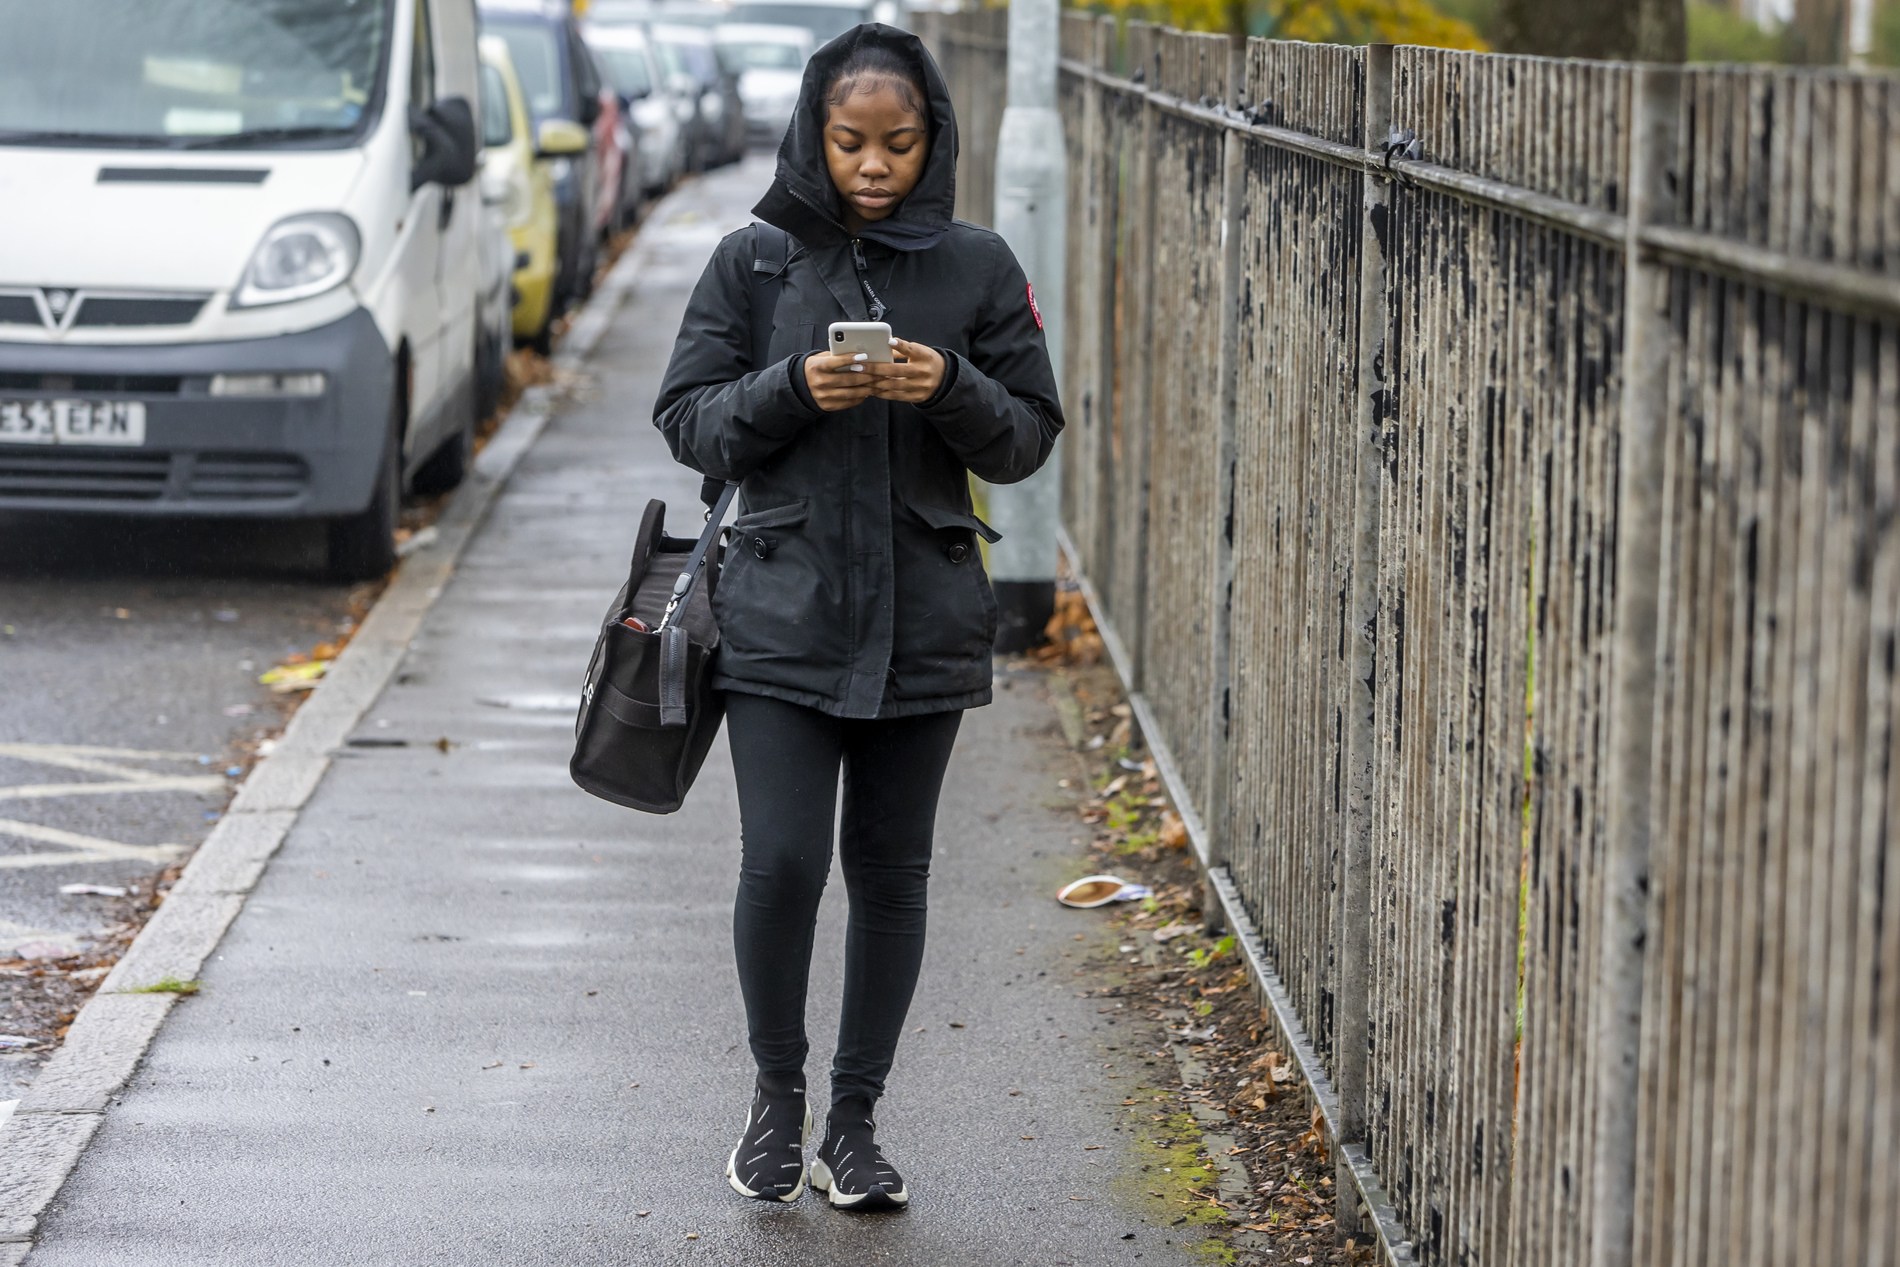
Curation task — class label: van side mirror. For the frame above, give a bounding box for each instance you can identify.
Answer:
[411,96,479,190]
[535,118,591,158]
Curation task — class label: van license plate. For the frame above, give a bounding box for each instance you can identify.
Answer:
[0,400,147,446]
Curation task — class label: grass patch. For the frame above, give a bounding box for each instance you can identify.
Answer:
[122,976,200,996]
[1114,1101,1239,1262]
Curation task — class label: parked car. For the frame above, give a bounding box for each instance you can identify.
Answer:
[723,0,899,46]
[578,40,643,235]
[585,24,687,199]
[586,0,725,27]
[714,24,813,145]
[479,33,573,355]
[473,97,513,421]
[0,0,489,580]
[479,0,610,311]
[650,23,746,170]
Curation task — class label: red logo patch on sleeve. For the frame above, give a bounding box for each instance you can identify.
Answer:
[1026,282,1044,331]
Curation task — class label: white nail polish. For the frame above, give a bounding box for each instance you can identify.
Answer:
[853,353,868,362]
[849,365,864,373]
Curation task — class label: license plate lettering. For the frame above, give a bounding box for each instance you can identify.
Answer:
[0,399,145,446]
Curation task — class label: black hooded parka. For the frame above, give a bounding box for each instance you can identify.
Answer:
[653,24,1064,720]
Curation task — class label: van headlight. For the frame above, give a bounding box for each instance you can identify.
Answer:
[231,213,360,309]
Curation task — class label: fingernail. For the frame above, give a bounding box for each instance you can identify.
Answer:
[888,338,900,346]
[849,365,864,373]
[853,353,868,362]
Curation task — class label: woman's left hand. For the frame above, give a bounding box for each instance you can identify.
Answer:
[865,338,945,404]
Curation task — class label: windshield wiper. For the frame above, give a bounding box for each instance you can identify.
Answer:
[0,129,176,148]
[182,125,352,150]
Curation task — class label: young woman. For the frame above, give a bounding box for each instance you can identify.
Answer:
[653,24,1063,1212]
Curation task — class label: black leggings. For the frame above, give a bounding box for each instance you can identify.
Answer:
[724,690,963,1110]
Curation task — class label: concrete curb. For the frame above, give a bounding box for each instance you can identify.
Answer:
[0,223,658,1255]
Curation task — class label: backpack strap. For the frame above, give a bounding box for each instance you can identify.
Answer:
[700,222,792,510]
[747,221,790,372]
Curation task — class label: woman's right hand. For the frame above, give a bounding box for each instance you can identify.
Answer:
[803,351,880,413]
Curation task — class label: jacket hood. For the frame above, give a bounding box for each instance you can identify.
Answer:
[751,23,958,252]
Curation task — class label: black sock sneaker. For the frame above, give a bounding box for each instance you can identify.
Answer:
[725,1072,813,1203]
[810,1097,908,1210]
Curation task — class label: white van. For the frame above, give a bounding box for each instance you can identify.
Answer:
[0,0,489,578]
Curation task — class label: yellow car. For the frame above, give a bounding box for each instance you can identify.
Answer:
[478,34,587,355]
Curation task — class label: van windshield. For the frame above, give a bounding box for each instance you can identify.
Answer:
[0,0,392,148]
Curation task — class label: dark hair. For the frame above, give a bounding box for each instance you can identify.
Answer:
[824,43,928,118]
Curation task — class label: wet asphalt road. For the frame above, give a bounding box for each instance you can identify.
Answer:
[0,447,366,1081]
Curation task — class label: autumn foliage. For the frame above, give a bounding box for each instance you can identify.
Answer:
[1073,0,1488,48]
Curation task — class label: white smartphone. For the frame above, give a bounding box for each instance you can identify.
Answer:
[827,320,894,363]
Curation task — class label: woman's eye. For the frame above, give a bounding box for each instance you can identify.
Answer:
[836,144,860,154]
[891,147,913,156]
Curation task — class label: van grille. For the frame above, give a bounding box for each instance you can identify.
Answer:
[0,449,308,505]
[0,373,184,394]
[0,449,171,501]
[0,289,210,333]
[188,453,308,500]
[70,296,207,328]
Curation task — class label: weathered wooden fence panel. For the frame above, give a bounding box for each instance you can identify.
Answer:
[922,12,1900,1266]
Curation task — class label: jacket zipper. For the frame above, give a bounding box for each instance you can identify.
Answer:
[850,237,889,322]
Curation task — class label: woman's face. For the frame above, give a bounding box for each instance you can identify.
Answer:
[823,78,928,227]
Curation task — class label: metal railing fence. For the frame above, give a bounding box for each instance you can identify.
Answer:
[923,12,1900,1267]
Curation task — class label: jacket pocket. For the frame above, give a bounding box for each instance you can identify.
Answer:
[910,501,1002,543]
[734,498,812,532]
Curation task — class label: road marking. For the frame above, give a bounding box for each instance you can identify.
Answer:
[0,745,213,868]
[0,776,226,802]
[0,743,203,762]
[0,818,187,867]
[0,747,176,783]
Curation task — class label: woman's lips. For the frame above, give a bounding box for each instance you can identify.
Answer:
[853,189,895,207]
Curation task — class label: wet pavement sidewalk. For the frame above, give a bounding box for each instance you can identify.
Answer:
[15,161,1210,1267]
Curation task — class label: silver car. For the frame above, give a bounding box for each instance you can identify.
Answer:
[586,23,687,196]
[714,24,813,145]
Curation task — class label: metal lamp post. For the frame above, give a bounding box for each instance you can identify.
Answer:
[985,0,1067,652]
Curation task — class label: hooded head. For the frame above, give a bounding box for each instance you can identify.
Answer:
[751,24,959,252]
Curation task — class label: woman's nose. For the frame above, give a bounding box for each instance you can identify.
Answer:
[860,153,890,177]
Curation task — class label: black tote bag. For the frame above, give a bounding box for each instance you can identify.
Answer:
[568,224,789,813]
[569,483,735,813]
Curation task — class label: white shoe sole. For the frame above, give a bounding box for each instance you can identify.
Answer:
[809,1158,910,1210]
[726,1101,813,1203]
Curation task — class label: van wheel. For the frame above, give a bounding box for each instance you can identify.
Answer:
[413,414,471,495]
[325,402,401,581]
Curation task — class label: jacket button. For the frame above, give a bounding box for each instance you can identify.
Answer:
[752,537,770,559]
[944,541,971,564]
